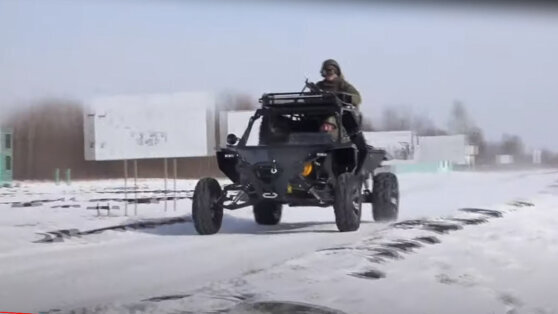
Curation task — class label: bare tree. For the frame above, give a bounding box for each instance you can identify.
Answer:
[500,134,525,158]
[445,100,493,164]
[541,149,558,165]
[218,92,257,111]
[447,100,471,134]
[411,115,447,136]
[361,116,375,131]
[381,107,411,131]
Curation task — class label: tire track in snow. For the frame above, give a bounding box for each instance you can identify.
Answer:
[33,216,192,243]
[114,199,537,314]
[318,201,534,281]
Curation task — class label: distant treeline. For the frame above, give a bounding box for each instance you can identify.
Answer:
[364,101,558,166]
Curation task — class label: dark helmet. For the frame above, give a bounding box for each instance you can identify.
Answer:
[320,59,342,77]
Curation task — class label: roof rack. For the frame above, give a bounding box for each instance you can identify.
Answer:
[259,92,341,108]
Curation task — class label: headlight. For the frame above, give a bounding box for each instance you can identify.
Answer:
[301,162,313,177]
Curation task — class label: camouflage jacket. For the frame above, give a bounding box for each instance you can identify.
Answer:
[316,59,362,107]
[316,78,362,107]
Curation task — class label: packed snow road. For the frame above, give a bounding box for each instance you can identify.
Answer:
[0,169,556,313]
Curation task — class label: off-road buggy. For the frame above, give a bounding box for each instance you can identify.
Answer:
[191,83,399,235]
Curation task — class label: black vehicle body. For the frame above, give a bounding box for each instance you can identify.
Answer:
[216,91,385,209]
[192,88,399,235]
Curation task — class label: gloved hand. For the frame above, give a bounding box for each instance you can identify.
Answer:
[305,80,321,93]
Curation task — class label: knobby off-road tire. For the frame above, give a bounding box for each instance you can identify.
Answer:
[192,177,223,235]
[253,200,282,225]
[334,172,363,232]
[371,172,399,222]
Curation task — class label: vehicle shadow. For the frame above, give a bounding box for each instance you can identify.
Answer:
[140,214,375,236]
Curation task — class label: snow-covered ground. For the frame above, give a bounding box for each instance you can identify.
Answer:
[0,170,557,313]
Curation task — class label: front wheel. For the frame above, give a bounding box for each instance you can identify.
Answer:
[192,177,223,235]
[253,200,282,225]
[372,172,399,222]
[333,173,362,232]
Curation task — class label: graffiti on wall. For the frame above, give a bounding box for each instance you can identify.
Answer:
[132,131,168,147]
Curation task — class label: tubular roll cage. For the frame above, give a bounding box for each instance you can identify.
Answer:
[237,92,357,147]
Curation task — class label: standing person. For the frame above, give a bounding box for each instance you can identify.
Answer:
[316,59,368,174]
[316,59,361,106]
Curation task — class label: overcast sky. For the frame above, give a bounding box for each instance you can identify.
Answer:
[1,0,558,150]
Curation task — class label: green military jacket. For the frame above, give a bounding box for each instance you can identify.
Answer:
[316,59,362,106]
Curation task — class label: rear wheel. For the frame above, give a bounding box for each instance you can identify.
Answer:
[372,172,399,222]
[253,200,282,225]
[192,178,223,235]
[333,173,362,232]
